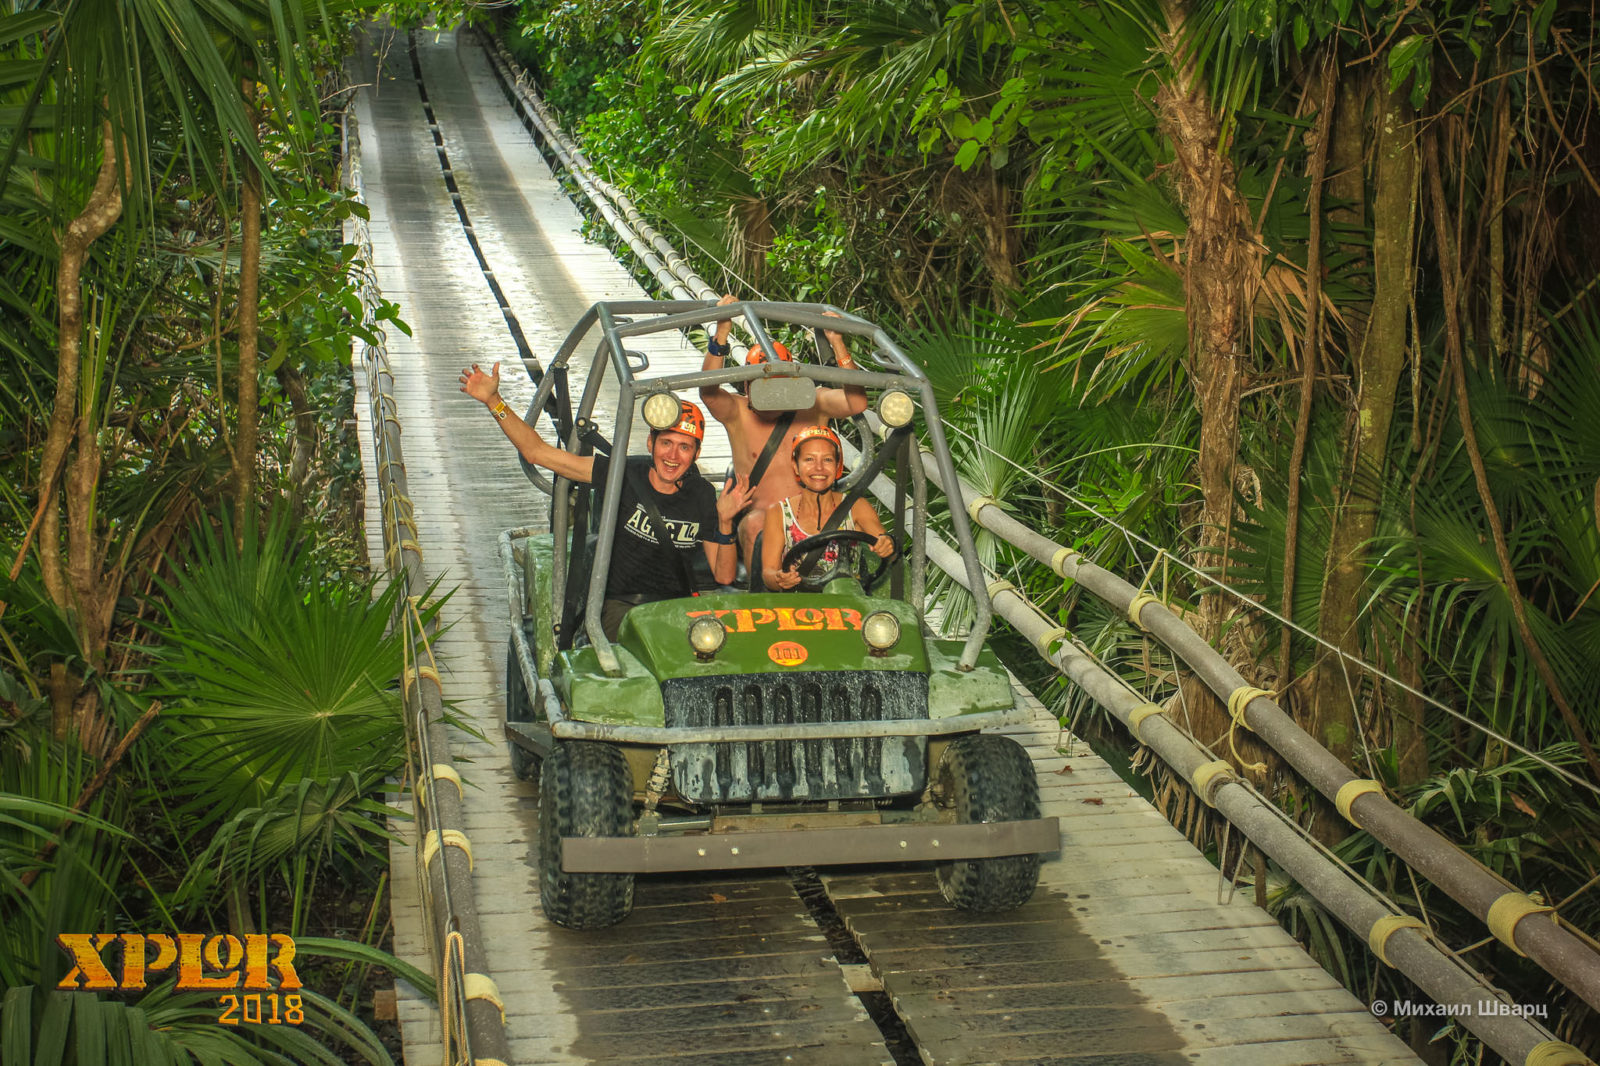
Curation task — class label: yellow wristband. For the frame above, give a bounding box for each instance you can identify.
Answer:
[490,399,510,421]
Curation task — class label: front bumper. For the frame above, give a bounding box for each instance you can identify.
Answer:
[561,817,1061,873]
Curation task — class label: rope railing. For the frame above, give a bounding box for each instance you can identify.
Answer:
[343,105,511,1066]
[471,36,1596,1064]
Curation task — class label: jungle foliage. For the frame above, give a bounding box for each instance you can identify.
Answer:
[0,2,420,1061]
[501,0,1600,1056]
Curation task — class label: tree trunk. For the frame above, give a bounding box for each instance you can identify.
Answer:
[234,155,263,534]
[1309,78,1417,764]
[38,120,123,618]
[276,357,317,515]
[1277,54,1338,689]
[1153,0,1266,759]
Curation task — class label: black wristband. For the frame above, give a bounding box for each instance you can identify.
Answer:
[706,529,734,544]
[706,339,729,357]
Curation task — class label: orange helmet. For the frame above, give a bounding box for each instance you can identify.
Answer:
[662,399,705,443]
[746,341,793,365]
[790,424,842,462]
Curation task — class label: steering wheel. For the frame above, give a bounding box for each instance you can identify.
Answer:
[780,529,897,591]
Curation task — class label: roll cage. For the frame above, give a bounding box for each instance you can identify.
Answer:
[514,300,994,676]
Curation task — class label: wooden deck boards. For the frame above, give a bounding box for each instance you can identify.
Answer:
[353,24,1420,1066]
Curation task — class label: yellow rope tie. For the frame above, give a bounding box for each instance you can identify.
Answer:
[1126,702,1166,743]
[384,539,423,572]
[403,665,442,699]
[462,973,505,1024]
[985,578,1016,601]
[1224,685,1272,776]
[476,1061,511,1066]
[1525,1041,1590,1066]
[1190,760,1236,807]
[421,828,473,872]
[1334,779,1383,824]
[1126,592,1163,630]
[439,932,466,1066]
[1366,914,1425,967]
[1226,685,1273,729]
[1033,626,1068,659]
[966,494,1000,524]
[1050,546,1079,578]
[1487,891,1555,957]
[419,763,463,805]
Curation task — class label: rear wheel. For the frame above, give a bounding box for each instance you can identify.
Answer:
[539,741,635,929]
[505,636,540,781]
[933,734,1043,912]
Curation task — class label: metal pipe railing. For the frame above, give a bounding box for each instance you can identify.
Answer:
[842,444,1583,1064]
[344,103,511,1066]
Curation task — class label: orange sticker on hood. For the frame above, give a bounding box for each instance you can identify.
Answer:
[767,641,808,667]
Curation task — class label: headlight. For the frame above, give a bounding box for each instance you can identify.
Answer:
[687,616,727,659]
[643,391,681,430]
[877,389,915,428]
[861,611,901,655]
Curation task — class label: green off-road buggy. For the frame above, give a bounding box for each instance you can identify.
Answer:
[500,300,1059,929]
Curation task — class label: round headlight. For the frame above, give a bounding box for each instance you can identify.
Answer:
[643,391,681,430]
[687,616,727,658]
[877,389,915,428]
[861,611,901,654]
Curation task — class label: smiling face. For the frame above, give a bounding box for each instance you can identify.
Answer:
[792,437,841,492]
[649,429,700,485]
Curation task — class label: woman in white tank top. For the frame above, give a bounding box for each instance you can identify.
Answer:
[762,425,895,591]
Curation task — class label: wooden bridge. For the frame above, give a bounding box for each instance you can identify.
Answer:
[349,24,1432,1066]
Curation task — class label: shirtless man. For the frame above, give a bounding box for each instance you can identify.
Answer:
[700,294,869,560]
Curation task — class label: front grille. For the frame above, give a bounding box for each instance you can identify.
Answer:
[662,671,928,804]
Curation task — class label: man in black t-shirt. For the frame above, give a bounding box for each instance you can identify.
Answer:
[460,362,749,638]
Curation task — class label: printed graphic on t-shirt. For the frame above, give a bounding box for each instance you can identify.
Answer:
[622,505,701,547]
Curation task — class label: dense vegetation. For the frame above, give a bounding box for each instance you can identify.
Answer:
[500,0,1600,1057]
[0,3,421,1062]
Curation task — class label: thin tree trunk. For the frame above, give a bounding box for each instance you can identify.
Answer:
[1277,55,1338,690]
[1422,134,1600,785]
[276,358,317,514]
[1309,78,1417,764]
[36,120,122,616]
[235,155,262,534]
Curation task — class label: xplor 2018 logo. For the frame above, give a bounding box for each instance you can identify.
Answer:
[57,933,305,1026]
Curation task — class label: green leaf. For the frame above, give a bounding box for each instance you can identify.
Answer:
[1293,15,1309,50]
[954,140,981,170]
[947,113,974,139]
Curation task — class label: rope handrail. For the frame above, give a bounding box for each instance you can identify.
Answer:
[343,102,511,1065]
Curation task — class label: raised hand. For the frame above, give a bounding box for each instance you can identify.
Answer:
[458,362,501,405]
[716,472,752,523]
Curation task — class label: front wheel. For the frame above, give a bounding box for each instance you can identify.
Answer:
[933,734,1043,913]
[539,741,635,929]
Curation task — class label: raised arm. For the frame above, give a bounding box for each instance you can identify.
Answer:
[701,472,750,586]
[459,362,595,484]
[699,293,742,424]
[816,315,868,417]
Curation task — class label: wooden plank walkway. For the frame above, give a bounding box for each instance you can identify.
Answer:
[350,24,1420,1066]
